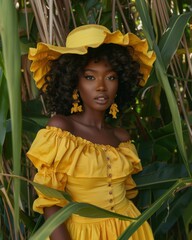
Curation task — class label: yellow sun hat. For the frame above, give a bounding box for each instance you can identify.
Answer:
[28,24,156,90]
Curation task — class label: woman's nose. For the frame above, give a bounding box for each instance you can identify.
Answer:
[96,78,106,91]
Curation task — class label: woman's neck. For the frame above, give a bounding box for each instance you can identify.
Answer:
[71,112,107,130]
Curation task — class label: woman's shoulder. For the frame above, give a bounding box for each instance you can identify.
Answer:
[47,114,74,132]
[113,127,130,143]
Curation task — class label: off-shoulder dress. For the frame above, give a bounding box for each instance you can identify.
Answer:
[27,126,154,240]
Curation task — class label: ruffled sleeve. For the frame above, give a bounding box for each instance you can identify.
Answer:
[119,141,142,199]
[26,127,69,214]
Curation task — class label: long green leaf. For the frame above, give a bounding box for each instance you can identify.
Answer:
[159,12,192,68]
[0,0,21,237]
[1,173,134,224]
[135,0,191,177]
[0,56,8,155]
[134,0,155,49]
[1,173,135,221]
[118,178,192,239]
[0,173,72,202]
[155,59,190,175]
[29,201,137,240]
[2,173,192,240]
[0,173,137,240]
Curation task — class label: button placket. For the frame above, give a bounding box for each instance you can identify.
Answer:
[105,151,115,212]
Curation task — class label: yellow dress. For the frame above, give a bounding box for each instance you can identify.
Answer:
[27,126,154,240]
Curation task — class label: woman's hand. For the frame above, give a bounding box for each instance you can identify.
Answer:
[44,206,71,240]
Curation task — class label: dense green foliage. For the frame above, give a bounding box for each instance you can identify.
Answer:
[0,0,192,239]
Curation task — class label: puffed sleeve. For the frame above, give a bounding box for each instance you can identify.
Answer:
[26,127,68,214]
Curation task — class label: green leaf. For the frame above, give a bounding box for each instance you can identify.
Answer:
[0,0,22,233]
[135,0,155,48]
[29,201,137,240]
[2,173,191,240]
[159,12,192,68]
[0,173,72,203]
[135,0,191,177]
[154,188,192,234]
[135,162,191,190]
[118,178,192,239]
[182,195,192,239]
[32,181,72,203]
[0,67,8,150]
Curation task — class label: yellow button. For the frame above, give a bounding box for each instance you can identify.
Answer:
[108,173,112,178]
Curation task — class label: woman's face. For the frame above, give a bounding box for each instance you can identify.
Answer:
[78,59,118,113]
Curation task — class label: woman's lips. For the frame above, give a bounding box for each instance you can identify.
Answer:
[94,95,109,104]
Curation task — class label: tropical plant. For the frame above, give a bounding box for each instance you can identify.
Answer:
[0,0,192,240]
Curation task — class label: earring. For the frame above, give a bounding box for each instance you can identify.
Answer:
[109,103,119,119]
[71,89,83,113]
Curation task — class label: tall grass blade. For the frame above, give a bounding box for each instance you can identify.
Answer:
[0,0,22,237]
[0,54,8,155]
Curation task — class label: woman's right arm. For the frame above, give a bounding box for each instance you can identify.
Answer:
[44,115,73,239]
[28,115,73,239]
[44,206,71,240]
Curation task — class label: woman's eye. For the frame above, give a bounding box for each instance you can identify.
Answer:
[85,75,95,80]
[107,76,118,81]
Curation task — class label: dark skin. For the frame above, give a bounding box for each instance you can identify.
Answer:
[44,60,130,239]
[44,206,71,240]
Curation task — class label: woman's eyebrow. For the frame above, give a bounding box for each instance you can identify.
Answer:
[83,68,95,72]
[84,68,116,73]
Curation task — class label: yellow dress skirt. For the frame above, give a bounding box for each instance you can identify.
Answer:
[27,126,154,240]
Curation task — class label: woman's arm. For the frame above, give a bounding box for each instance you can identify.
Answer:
[44,115,73,240]
[44,206,71,240]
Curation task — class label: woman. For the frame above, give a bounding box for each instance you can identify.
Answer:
[27,24,156,240]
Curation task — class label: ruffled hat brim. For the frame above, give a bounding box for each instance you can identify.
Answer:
[28,24,156,90]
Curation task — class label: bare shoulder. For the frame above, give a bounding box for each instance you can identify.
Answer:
[47,114,73,132]
[113,127,130,142]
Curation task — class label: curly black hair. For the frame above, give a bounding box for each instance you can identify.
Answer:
[41,43,143,116]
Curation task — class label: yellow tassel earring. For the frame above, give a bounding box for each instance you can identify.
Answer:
[109,103,119,119]
[71,89,83,113]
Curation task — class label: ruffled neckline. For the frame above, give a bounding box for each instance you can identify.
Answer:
[27,125,142,177]
[46,126,132,150]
